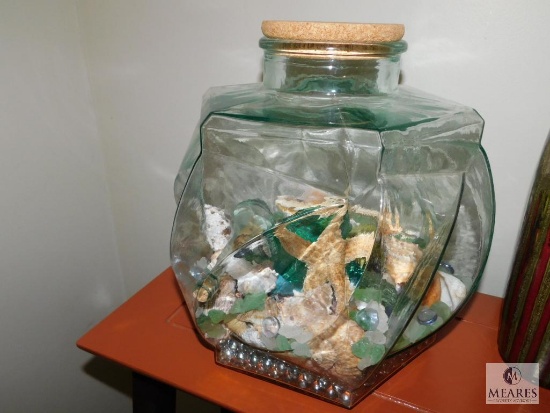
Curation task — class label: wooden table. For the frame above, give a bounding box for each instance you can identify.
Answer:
[77,268,550,412]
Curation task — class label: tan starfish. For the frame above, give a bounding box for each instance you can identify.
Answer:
[274,199,375,314]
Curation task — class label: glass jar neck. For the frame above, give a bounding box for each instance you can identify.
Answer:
[260,38,407,95]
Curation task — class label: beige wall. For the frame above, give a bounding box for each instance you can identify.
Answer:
[77,0,550,298]
[0,1,128,412]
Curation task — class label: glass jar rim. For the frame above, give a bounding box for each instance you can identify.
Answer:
[259,37,408,59]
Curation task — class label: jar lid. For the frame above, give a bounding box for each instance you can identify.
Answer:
[261,21,405,43]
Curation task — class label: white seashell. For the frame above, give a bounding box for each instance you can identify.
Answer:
[439,272,467,311]
[223,256,254,278]
[237,267,277,295]
[204,204,232,251]
[208,250,221,269]
[210,277,237,313]
[239,329,265,348]
[271,284,339,343]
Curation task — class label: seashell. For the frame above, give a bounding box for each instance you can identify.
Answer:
[421,273,442,307]
[223,284,341,351]
[204,204,232,251]
[379,207,402,236]
[384,236,422,284]
[439,272,466,311]
[209,276,237,313]
[276,283,336,337]
[226,318,266,348]
[226,307,277,350]
[310,318,365,376]
[222,256,255,278]
[237,267,278,295]
[207,250,221,269]
[194,275,219,303]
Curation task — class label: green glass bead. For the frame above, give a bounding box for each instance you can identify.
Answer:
[356,308,380,331]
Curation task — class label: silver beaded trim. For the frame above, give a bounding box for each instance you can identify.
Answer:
[216,339,354,407]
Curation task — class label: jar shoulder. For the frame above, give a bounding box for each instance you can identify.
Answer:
[200,84,483,133]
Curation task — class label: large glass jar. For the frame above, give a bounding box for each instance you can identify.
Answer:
[171,21,494,408]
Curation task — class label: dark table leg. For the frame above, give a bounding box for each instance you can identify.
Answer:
[132,372,176,413]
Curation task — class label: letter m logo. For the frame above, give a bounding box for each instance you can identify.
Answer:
[503,367,521,385]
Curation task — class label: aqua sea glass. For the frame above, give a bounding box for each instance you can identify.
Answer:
[170,21,494,408]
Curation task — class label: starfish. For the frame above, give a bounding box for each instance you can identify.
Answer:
[274,199,375,314]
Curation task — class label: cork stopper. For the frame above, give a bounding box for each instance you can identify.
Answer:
[261,21,405,43]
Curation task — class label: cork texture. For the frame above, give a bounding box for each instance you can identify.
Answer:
[261,21,404,43]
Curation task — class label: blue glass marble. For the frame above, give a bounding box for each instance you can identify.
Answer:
[417,307,438,325]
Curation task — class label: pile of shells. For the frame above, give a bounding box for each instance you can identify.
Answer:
[194,193,467,378]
